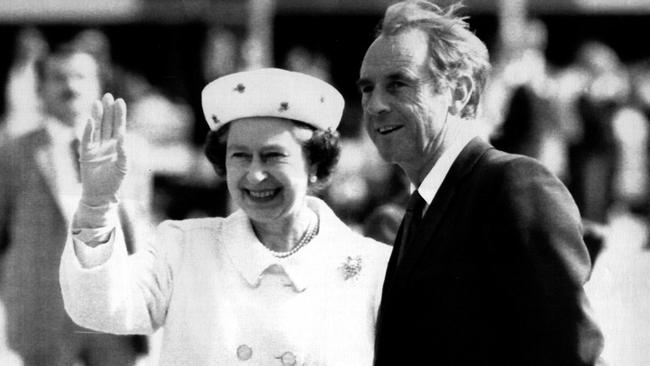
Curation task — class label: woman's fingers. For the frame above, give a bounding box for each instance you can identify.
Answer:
[82,118,93,147]
[84,95,128,157]
[114,98,128,170]
[113,98,127,139]
[101,93,115,140]
[90,100,103,144]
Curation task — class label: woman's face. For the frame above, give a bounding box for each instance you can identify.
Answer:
[226,117,313,225]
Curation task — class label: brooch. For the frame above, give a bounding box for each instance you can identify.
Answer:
[340,256,362,280]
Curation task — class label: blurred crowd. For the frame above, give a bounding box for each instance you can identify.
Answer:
[1,15,650,364]
[485,19,650,251]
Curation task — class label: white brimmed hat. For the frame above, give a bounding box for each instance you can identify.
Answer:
[201,68,344,132]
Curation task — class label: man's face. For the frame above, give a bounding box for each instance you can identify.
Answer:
[40,52,102,127]
[358,28,451,170]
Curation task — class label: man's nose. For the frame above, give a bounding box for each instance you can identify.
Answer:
[61,77,82,95]
[364,90,391,116]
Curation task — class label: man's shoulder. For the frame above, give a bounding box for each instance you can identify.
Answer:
[480,147,551,176]
[0,126,48,148]
[0,127,48,164]
[463,146,567,200]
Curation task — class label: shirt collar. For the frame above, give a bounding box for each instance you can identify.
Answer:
[222,196,343,292]
[44,117,77,144]
[417,127,476,207]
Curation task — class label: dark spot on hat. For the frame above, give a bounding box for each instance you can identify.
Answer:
[320,96,325,103]
[234,83,246,93]
[212,115,220,124]
[279,102,289,112]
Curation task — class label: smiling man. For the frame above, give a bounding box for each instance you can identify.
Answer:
[359,1,604,365]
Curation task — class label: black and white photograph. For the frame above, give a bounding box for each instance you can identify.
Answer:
[0,0,649,365]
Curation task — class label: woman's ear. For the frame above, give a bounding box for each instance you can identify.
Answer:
[448,75,474,116]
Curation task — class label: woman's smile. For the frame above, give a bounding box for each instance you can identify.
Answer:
[245,188,282,203]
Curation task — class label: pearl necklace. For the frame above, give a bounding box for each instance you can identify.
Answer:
[267,212,320,259]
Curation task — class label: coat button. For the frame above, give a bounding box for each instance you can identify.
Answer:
[236,344,253,361]
[277,351,297,366]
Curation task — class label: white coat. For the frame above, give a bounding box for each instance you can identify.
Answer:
[60,197,391,365]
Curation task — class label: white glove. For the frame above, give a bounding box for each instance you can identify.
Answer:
[79,93,128,207]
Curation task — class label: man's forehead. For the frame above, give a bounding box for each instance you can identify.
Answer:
[360,31,429,79]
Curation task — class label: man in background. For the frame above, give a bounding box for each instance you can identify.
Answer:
[0,30,151,366]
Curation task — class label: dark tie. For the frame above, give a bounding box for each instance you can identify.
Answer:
[70,138,81,182]
[397,191,426,265]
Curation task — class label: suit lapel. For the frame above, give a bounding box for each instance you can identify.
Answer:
[394,138,493,281]
[33,129,59,199]
[380,220,407,292]
[32,128,79,221]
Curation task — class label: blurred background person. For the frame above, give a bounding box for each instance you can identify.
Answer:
[0,27,48,143]
[612,62,650,216]
[567,41,628,226]
[625,61,650,248]
[487,21,611,264]
[487,18,577,183]
[0,30,152,366]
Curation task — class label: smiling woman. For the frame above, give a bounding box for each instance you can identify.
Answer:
[59,67,392,365]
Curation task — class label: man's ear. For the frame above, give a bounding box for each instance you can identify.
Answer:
[448,75,474,116]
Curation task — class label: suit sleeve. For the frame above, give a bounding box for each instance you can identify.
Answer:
[60,220,181,335]
[494,156,604,365]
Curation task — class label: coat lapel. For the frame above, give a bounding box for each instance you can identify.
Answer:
[394,138,493,281]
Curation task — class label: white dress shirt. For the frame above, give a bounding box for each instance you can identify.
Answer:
[416,127,477,214]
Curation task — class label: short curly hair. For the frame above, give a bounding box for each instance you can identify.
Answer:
[204,120,341,187]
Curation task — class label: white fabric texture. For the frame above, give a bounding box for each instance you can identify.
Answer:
[60,197,390,365]
[201,68,344,132]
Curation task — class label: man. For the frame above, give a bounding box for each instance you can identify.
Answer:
[0,31,151,366]
[357,1,604,365]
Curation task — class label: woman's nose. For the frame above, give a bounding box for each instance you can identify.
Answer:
[246,157,267,183]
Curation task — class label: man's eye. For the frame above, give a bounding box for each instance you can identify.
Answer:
[357,83,374,94]
[358,84,373,94]
[387,81,406,90]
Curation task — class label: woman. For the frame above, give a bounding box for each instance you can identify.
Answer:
[59,68,391,365]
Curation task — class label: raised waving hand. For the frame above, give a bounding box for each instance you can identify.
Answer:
[79,93,128,207]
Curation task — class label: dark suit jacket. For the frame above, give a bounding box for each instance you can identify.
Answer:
[374,138,603,366]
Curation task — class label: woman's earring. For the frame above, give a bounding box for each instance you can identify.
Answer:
[309,175,317,184]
